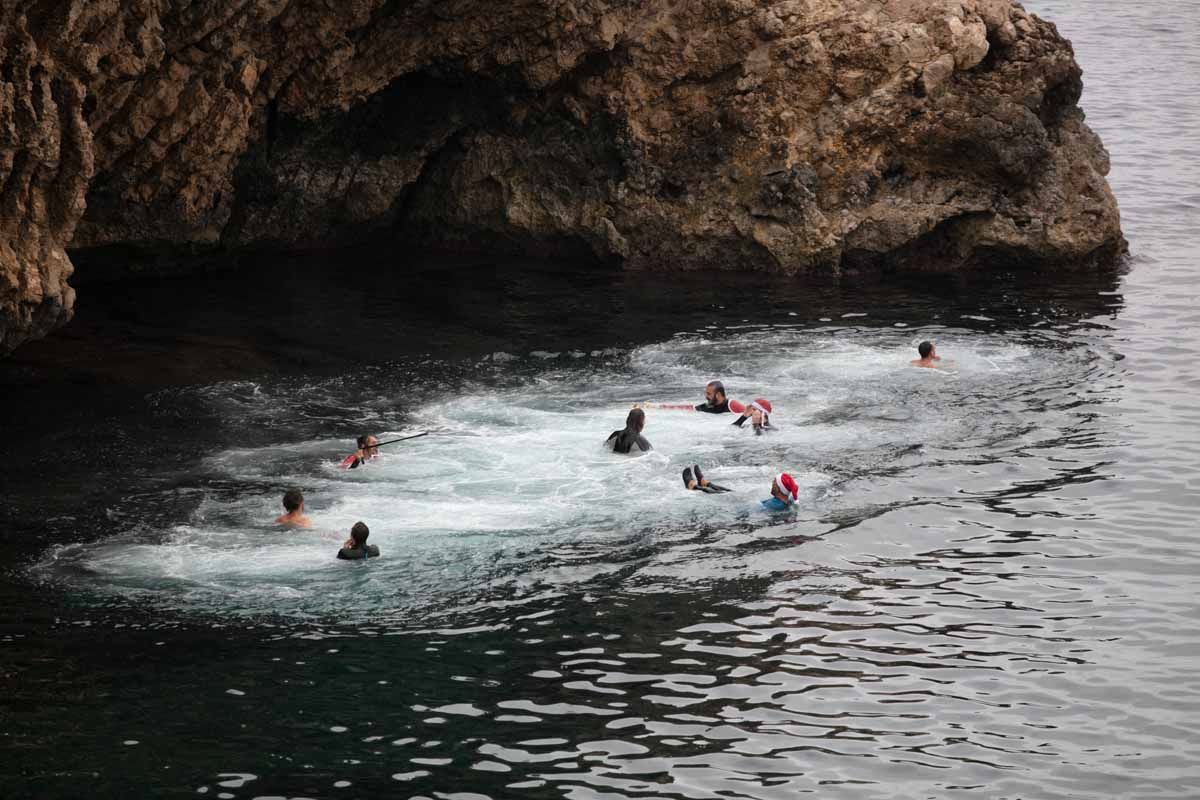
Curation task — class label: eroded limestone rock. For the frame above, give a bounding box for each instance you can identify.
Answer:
[0,0,1124,353]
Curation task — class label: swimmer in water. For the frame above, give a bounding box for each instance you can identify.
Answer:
[911,341,941,368]
[682,464,732,493]
[605,408,652,454]
[340,434,380,470]
[275,488,312,528]
[761,472,798,511]
[732,397,773,434]
[337,521,380,560]
[695,380,731,413]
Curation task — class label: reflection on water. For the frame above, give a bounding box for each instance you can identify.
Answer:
[4,0,1200,797]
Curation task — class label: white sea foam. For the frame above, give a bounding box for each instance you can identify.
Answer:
[36,327,1080,618]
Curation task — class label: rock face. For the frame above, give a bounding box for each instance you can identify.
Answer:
[0,0,1124,353]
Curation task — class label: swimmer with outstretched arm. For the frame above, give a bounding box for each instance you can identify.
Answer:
[633,380,734,412]
[682,464,732,493]
[275,488,312,528]
[606,408,652,454]
[339,434,379,470]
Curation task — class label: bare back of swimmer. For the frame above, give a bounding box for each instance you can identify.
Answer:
[911,341,941,368]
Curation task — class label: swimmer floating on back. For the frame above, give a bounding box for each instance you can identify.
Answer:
[682,463,732,493]
[761,472,799,511]
[911,341,941,368]
[605,408,652,454]
[732,397,773,434]
[339,434,379,470]
[337,521,380,560]
[274,488,312,528]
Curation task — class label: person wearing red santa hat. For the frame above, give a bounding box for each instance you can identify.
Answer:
[761,472,798,511]
[732,397,773,434]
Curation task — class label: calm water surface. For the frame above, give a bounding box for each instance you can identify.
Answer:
[2,1,1199,797]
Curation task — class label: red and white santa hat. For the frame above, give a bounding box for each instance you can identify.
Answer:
[775,472,798,503]
[729,399,746,414]
[749,397,772,416]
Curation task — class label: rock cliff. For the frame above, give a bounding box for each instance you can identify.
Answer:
[0,0,1123,353]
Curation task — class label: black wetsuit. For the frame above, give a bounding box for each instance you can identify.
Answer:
[695,399,731,414]
[337,545,380,560]
[682,466,732,494]
[606,429,652,454]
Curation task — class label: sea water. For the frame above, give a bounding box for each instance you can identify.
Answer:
[35,327,1105,623]
[3,0,1199,796]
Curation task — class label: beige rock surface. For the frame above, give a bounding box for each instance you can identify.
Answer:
[0,0,1124,353]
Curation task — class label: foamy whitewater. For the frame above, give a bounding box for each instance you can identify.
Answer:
[36,324,1104,620]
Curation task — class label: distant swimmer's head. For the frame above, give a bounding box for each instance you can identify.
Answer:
[356,435,369,449]
[918,341,935,359]
[771,472,798,505]
[625,407,646,433]
[705,380,727,405]
[282,488,304,512]
[349,521,370,547]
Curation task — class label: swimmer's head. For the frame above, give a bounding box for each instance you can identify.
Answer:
[356,435,369,448]
[750,398,771,422]
[705,380,726,405]
[349,521,370,546]
[625,407,646,433]
[918,341,934,359]
[282,488,304,512]
[771,473,798,504]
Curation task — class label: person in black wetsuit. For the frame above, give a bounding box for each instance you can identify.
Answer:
[695,381,731,413]
[337,521,380,560]
[605,408,652,454]
[682,464,732,493]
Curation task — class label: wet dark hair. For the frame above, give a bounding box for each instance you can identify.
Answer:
[350,521,369,546]
[707,380,726,399]
[918,341,933,358]
[356,435,369,448]
[282,488,304,512]
[610,408,649,454]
